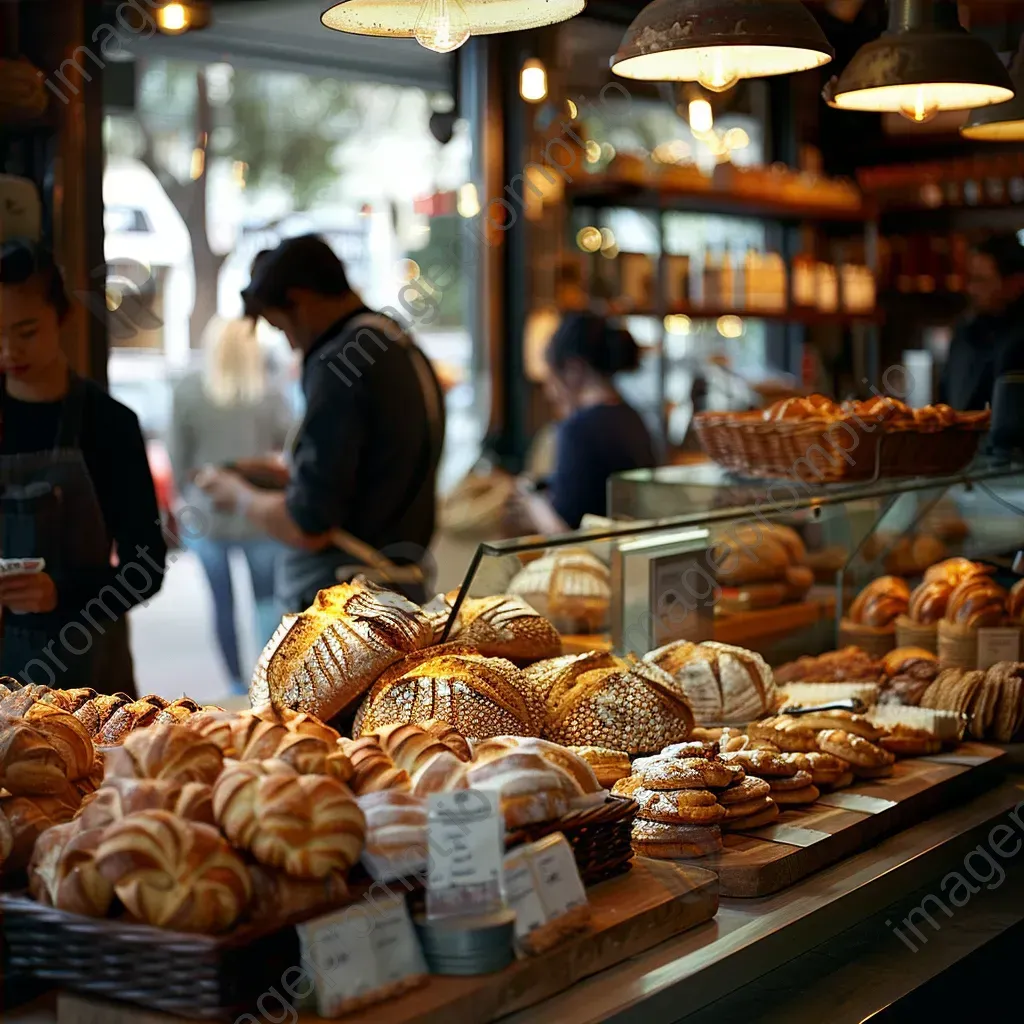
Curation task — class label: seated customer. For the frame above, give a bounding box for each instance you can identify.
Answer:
[519,313,656,533]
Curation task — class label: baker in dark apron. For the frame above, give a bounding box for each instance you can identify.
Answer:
[0,373,134,691]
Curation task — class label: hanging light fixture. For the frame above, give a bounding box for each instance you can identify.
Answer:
[153,1,211,35]
[831,0,1013,123]
[321,0,585,55]
[962,37,1024,140]
[520,59,548,103]
[610,0,833,89]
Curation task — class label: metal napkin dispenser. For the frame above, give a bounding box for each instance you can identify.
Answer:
[610,527,715,655]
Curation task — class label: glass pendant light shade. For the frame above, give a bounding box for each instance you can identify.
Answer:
[832,0,1013,119]
[962,38,1024,140]
[610,0,833,86]
[322,0,586,53]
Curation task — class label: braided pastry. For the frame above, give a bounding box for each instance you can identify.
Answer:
[213,760,365,879]
[339,737,411,795]
[121,724,223,786]
[2,792,81,873]
[96,809,251,933]
[29,822,113,917]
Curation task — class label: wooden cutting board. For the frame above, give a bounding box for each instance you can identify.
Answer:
[57,859,718,1024]
[679,742,1006,897]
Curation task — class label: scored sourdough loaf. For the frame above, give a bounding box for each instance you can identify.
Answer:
[250,579,435,723]
[544,659,695,755]
[354,646,538,740]
[645,640,777,725]
[443,593,563,665]
[507,548,611,634]
[520,651,622,729]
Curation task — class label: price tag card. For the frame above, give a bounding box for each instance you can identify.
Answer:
[297,895,426,1018]
[530,834,588,919]
[427,789,504,919]
[502,847,547,943]
[977,628,1021,670]
[816,792,897,815]
[738,824,832,847]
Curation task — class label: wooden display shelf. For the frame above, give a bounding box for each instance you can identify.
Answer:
[678,741,1006,897]
[560,592,836,656]
[615,305,882,327]
[55,860,718,1024]
[566,179,870,223]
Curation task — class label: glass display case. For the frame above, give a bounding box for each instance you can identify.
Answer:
[445,460,1024,669]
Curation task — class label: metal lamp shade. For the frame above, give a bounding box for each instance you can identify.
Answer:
[962,41,1024,140]
[610,0,833,84]
[832,0,1013,115]
[321,0,586,39]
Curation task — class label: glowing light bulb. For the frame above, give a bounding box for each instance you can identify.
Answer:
[697,52,740,93]
[899,87,939,124]
[157,2,189,33]
[457,182,480,218]
[689,99,714,136]
[414,0,470,54]
[664,314,691,335]
[717,315,744,339]
[520,59,548,103]
[724,127,750,150]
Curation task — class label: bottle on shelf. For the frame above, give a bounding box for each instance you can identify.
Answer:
[791,251,817,308]
[720,249,735,309]
[664,254,691,308]
[701,246,721,308]
[815,262,839,313]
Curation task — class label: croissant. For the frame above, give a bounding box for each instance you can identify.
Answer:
[945,576,1007,628]
[95,809,251,933]
[29,822,113,917]
[184,710,244,756]
[75,777,184,831]
[122,724,224,786]
[907,578,954,624]
[174,782,215,826]
[0,714,68,796]
[213,760,365,879]
[339,737,411,795]
[848,576,910,628]
[1007,578,1024,624]
[234,720,331,775]
[24,703,95,781]
[418,719,473,761]
[96,699,163,745]
[2,792,81,873]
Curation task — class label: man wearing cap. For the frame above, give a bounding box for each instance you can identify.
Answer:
[197,235,444,610]
[941,233,1024,411]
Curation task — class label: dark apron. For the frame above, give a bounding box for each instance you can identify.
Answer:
[0,375,136,693]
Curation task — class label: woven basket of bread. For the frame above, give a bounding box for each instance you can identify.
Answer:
[0,892,312,1019]
[937,620,978,670]
[505,794,637,886]
[894,614,938,655]
[838,618,897,659]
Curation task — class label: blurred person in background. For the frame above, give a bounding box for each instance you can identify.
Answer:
[516,312,656,533]
[941,234,1024,411]
[0,240,165,692]
[169,316,292,692]
[195,235,444,609]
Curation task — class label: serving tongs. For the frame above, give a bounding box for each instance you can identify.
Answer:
[778,698,868,716]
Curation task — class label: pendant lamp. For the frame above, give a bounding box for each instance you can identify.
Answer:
[610,0,833,90]
[962,37,1024,140]
[831,0,1013,123]
[321,0,585,55]
[152,1,212,35]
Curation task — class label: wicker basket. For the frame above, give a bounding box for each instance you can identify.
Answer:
[895,615,938,654]
[878,425,985,478]
[838,618,897,658]
[937,619,978,669]
[0,895,313,1020]
[506,795,637,885]
[694,412,879,483]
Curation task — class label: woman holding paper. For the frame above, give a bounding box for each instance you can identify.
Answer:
[0,238,166,692]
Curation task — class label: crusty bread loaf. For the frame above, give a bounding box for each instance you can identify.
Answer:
[249,615,298,707]
[444,594,562,665]
[0,714,68,796]
[645,640,776,725]
[96,809,251,933]
[355,647,537,740]
[73,693,132,737]
[23,703,95,782]
[545,660,695,754]
[474,736,605,805]
[213,760,365,879]
[122,724,224,786]
[507,548,611,634]
[252,579,434,722]
[711,523,807,587]
[520,651,622,728]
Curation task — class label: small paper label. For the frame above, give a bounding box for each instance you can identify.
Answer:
[816,793,897,814]
[427,789,505,919]
[921,752,991,767]
[530,834,588,919]
[977,627,1021,670]
[737,824,832,847]
[297,895,426,1018]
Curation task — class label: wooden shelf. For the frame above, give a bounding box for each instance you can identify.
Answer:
[567,179,871,224]
[574,306,882,327]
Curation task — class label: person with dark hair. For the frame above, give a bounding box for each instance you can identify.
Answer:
[517,312,656,533]
[196,234,444,609]
[940,233,1024,411]
[0,240,166,691]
